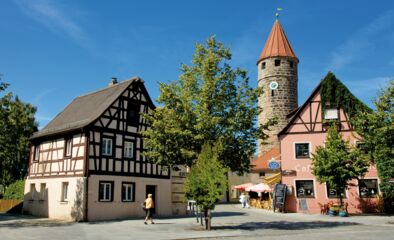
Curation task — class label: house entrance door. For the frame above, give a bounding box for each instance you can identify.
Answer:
[146,185,157,213]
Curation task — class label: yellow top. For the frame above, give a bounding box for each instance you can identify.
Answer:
[145,197,154,209]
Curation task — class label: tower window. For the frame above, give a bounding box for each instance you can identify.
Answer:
[275,59,281,66]
[261,62,266,69]
[289,61,294,68]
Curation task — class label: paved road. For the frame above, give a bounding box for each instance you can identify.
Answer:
[1,204,393,240]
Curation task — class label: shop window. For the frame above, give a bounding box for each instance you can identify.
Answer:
[275,59,281,66]
[127,102,140,126]
[61,182,68,202]
[122,182,135,202]
[295,143,310,158]
[102,138,113,156]
[296,180,314,198]
[65,138,73,157]
[124,141,134,158]
[326,183,346,198]
[99,181,113,202]
[359,179,379,198]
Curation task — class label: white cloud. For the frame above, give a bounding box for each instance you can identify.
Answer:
[328,10,394,71]
[14,0,89,46]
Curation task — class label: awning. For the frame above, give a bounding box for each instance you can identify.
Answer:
[232,183,254,191]
[264,172,281,185]
[246,183,272,193]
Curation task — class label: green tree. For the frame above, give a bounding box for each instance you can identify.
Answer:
[142,36,274,173]
[3,179,25,200]
[311,126,370,207]
[184,143,228,230]
[0,91,38,187]
[355,80,394,213]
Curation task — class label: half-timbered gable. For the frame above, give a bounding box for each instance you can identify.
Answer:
[87,79,169,178]
[279,84,353,136]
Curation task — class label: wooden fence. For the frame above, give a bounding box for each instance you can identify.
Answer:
[0,199,23,213]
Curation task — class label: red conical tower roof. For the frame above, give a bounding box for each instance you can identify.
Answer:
[258,19,298,63]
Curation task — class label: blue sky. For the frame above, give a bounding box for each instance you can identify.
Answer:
[1,0,394,128]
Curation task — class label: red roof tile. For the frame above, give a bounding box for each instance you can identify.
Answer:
[251,148,280,171]
[258,20,298,63]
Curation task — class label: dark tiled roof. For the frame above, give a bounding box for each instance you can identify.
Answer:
[31,77,141,139]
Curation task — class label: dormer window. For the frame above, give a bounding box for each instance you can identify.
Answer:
[261,62,266,69]
[275,59,281,66]
[324,108,339,120]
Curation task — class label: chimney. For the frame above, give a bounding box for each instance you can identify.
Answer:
[108,77,118,87]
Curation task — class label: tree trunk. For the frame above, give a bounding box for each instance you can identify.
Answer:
[204,210,208,230]
[207,209,212,231]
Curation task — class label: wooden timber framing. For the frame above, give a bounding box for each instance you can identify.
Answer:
[27,78,170,180]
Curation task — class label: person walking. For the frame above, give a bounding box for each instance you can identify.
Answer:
[239,192,246,208]
[144,194,155,224]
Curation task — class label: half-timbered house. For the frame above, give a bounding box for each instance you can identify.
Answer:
[23,77,179,221]
[279,75,380,214]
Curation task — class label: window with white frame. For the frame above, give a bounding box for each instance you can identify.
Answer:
[324,108,339,120]
[102,138,113,156]
[34,145,40,161]
[295,143,310,158]
[122,182,135,202]
[296,180,314,198]
[40,183,46,200]
[99,181,113,202]
[124,141,134,158]
[359,179,379,198]
[65,138,72,157]
[61,182,68,201]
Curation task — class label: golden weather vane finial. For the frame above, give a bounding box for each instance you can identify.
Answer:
[276,7,283,19]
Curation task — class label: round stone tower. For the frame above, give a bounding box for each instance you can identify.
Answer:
[257,19,298,155]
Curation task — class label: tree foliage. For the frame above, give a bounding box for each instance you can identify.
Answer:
[142,37,273,173]
[354,80,394,213]
[3,179,25,200]
[184,142,228,230]
[320,72,371,123]
[311,126,370,206]
[0,85,38,187]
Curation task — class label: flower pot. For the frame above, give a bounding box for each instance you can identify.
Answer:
[338,211,348,217]
[328,209,337,216]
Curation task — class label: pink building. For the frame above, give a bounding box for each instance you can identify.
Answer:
[279,76,380,214]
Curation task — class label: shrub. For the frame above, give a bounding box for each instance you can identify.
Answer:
[3,179,25,200]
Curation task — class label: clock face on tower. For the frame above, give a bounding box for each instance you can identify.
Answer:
[269,81,279,90]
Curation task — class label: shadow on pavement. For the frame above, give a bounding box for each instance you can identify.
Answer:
[0,213,73,228]
[212,220,361,231]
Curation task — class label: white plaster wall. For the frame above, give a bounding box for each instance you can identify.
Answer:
[87,175,172,221]
[23,177,86,221]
